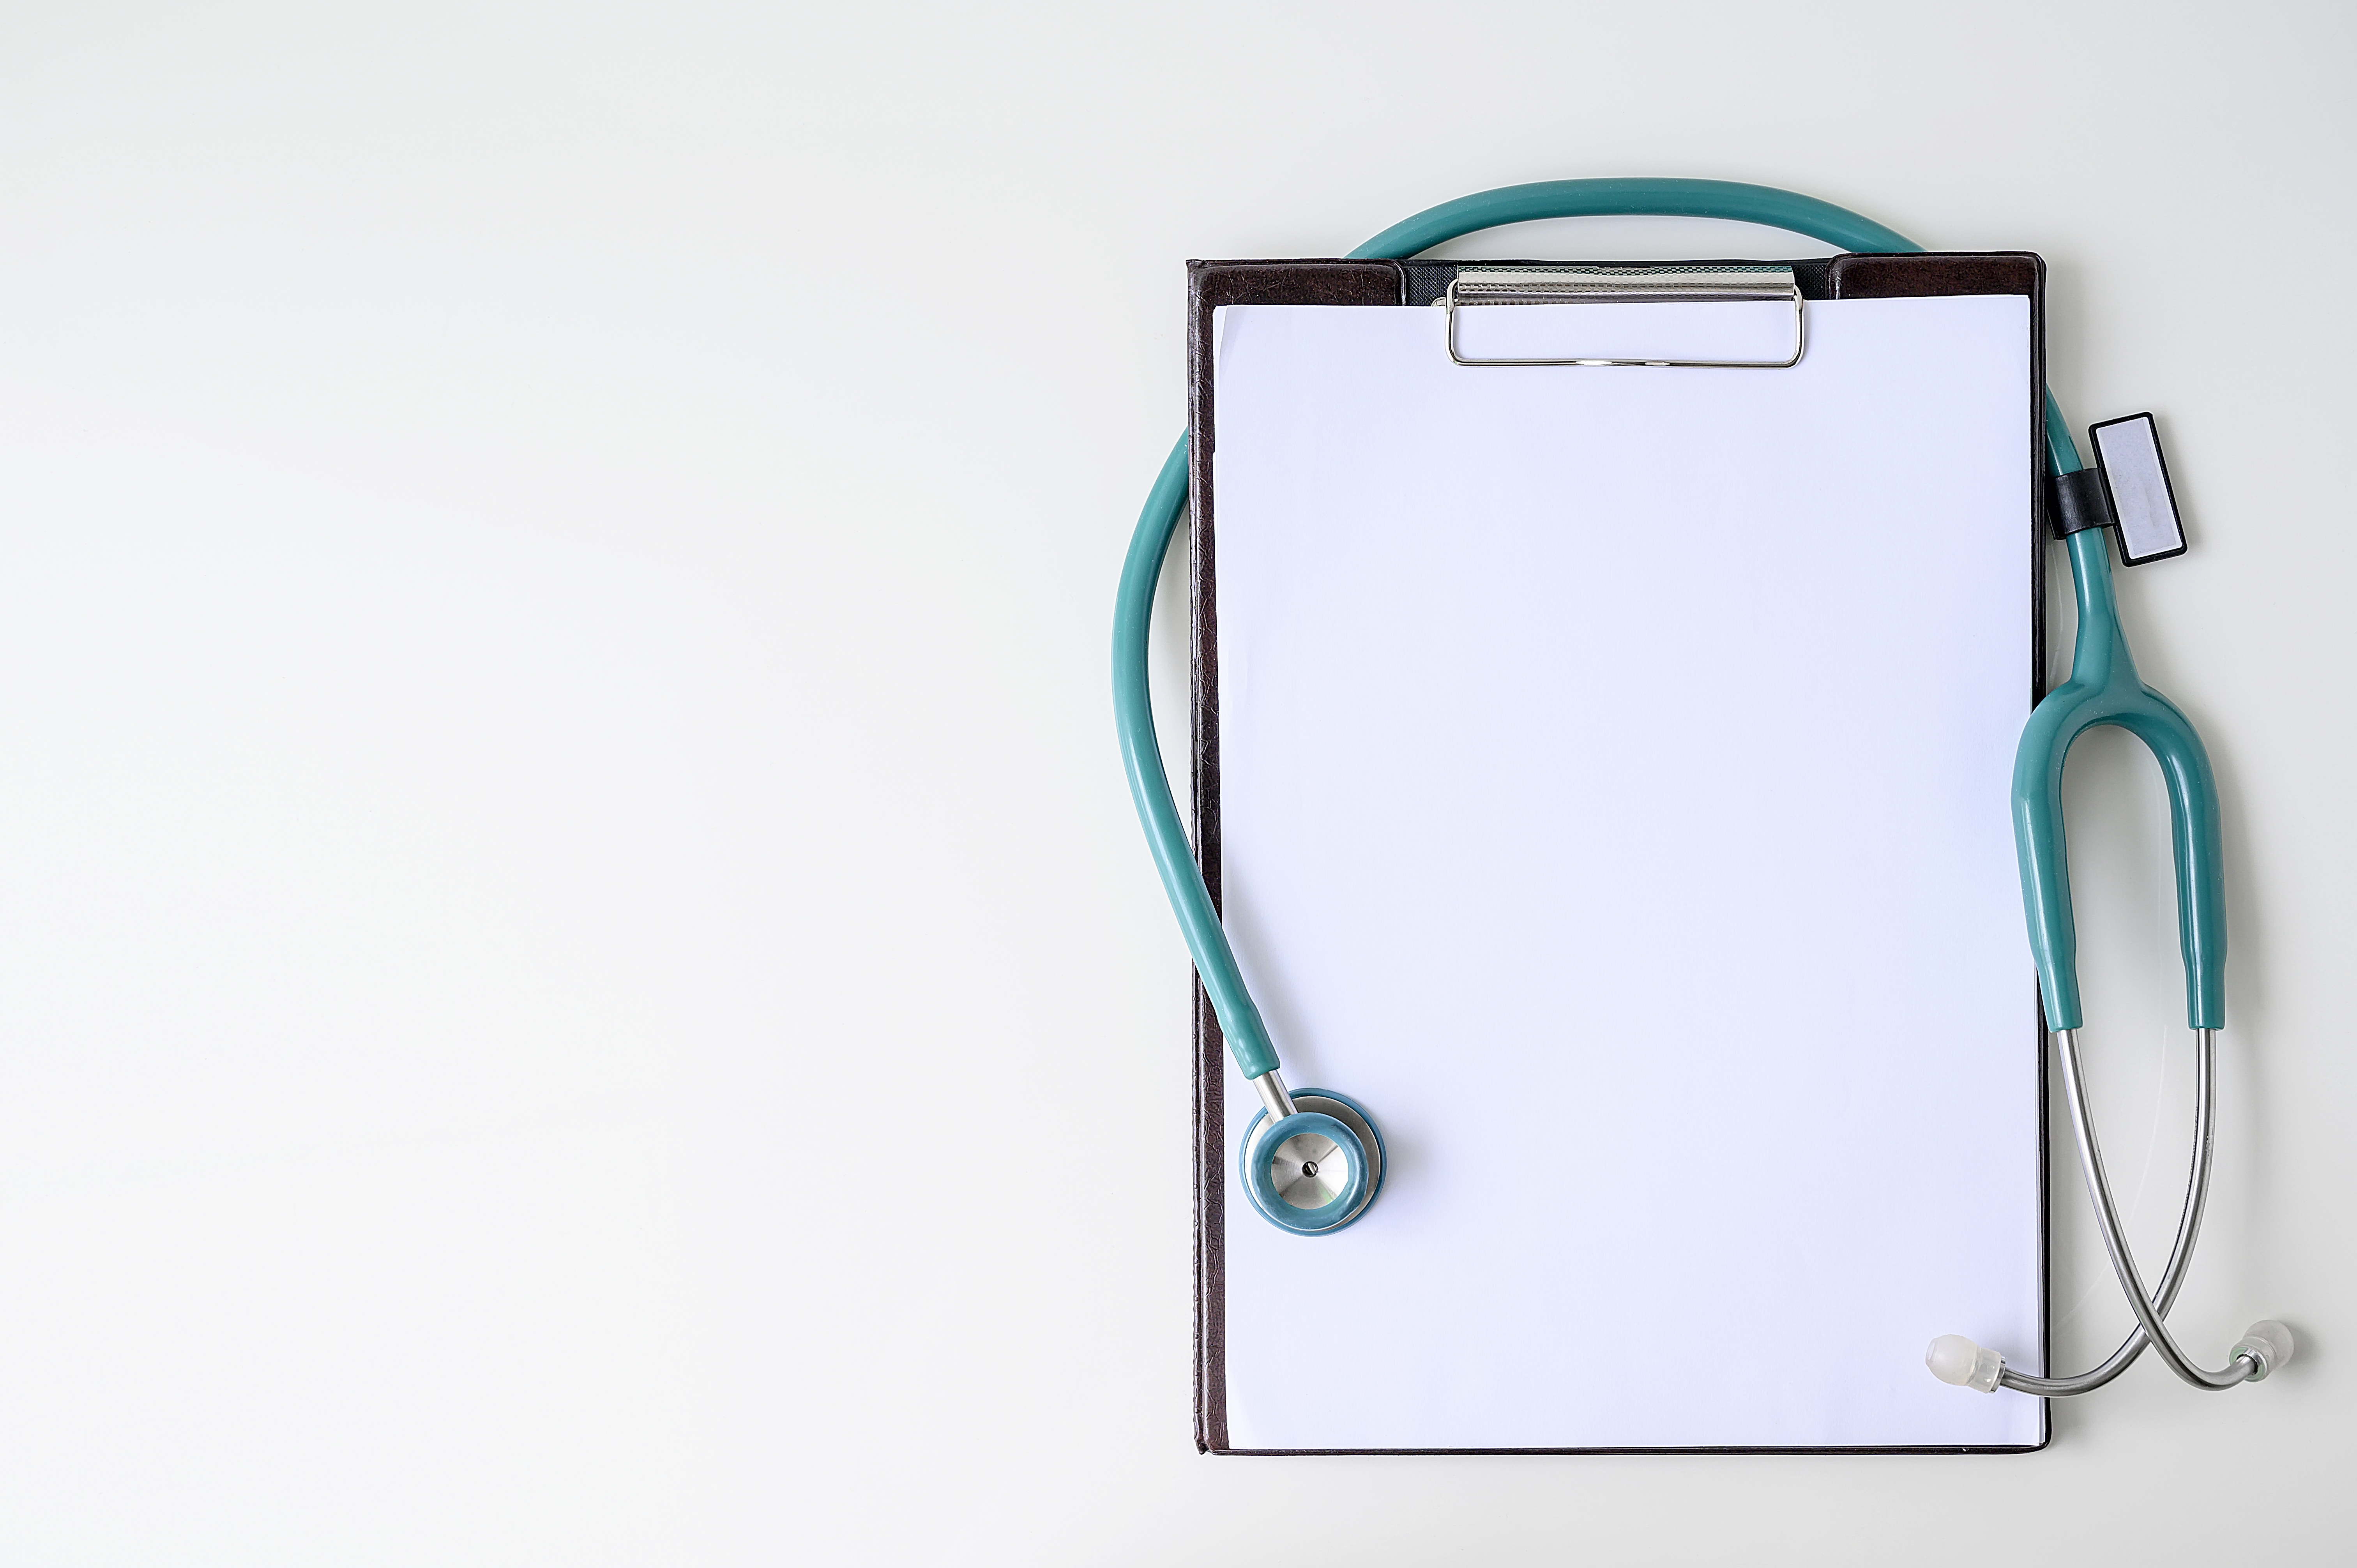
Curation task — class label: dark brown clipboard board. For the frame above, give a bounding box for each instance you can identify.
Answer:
[1185,252,2053,1455]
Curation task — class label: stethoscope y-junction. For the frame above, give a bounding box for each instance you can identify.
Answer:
[1112,178,2292,1398]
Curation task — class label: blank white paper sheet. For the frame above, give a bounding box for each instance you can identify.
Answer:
[1210,294,2043,1451]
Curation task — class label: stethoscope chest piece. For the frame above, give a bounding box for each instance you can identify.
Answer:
[1240,1089,1385,1235]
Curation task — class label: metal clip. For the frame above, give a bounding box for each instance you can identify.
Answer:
[1441,264,1805,368]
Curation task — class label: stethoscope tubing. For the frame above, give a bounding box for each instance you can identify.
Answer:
[1112,432,1284,1081]
[1115,181,2264,1392]
[1116,179,1951,1087]
[1120,178,2224,1071]
[2014,527,2227,1032]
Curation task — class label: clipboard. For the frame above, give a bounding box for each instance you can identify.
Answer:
[1185,252,2053,1455]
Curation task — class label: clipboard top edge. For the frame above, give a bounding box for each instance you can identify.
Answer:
[1188,251,2045,309]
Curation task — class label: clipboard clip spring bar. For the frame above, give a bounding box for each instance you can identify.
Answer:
[1440,264,1805,368]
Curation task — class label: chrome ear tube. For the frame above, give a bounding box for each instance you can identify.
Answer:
[1929,1027,2293,1395]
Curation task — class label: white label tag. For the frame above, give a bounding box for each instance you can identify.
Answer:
[2091,413,2187,563]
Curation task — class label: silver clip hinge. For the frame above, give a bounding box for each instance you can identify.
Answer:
[1440,264,1805,368]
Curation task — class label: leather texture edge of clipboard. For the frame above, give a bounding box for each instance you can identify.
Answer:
[1186,260,1409,1456]
[1185,252,2052,1457]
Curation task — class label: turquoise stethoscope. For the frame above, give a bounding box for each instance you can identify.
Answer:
[1115,178,2292,1397]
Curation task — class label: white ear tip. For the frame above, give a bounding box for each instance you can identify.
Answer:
[2234,1320,2296,1380]
[1926,1334,2004,1392]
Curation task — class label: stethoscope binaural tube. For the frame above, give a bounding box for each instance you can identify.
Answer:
[1931,433,2285,1394]
[2014,452,2226,1033]
[1114,177,2291,1389]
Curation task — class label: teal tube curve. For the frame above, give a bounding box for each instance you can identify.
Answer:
[2013,500,2228,1031]
[1113,176,2224,1081]
[1113,433,1282,1079]
[1346,177,1921,261]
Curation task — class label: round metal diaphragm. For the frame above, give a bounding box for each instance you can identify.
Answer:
[1269,1130,1348,1210]
[1238,1088,1386,1235]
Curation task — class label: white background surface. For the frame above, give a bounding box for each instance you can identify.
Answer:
[1212,300,2041,1450]
[0,2,2347,1562]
